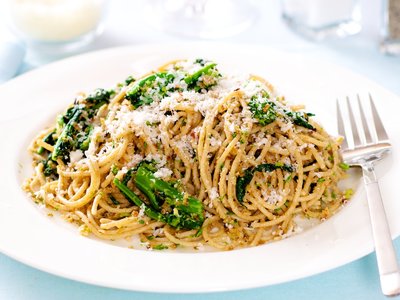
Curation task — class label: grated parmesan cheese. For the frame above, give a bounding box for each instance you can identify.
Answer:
[280,121,293,133]
[153,167,173,179]
[69,149,83,163]
[209,136,222,147]
[138,203,146,219]
[263,189,282,205]
[145,153,166,168]
[209,187,219,201]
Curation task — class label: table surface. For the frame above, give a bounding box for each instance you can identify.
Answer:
[1,0,400,299]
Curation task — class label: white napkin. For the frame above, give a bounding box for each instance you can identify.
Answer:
[0,36,26,83]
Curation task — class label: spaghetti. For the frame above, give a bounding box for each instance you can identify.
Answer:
[24,59,350,251]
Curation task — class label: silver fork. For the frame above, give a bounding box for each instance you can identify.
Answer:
[337,94,400,296]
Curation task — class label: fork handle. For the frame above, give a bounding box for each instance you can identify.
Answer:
[363,165,400,296]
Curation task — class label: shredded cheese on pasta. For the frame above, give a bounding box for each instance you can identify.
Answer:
[24,59,349,251]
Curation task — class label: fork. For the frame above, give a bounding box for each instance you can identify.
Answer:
[337,94,400,296]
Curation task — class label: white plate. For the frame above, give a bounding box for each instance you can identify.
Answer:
[0,44,399,293]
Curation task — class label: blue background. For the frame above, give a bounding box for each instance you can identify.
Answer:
[1,242,399,300]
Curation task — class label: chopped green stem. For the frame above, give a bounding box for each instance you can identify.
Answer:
[78,125,94,151]
[249,95,277,126]
[42,155,58,177]
[86,88,112,106]
[184,63,219,91]
[285,111,315,130]
[51,106,83,161]
[135,165,203,212]
[249,92,315,130]
[113,178,165,222]
[135,166,161,210]
[116,164,204,230]
[184,63,217,86]
[109,194,120,205]
[126,72,174,108]
[124,75,135,86]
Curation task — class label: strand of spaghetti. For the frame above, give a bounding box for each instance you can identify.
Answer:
[109,87,128,106]
[299,185,326,202]
[298,134,329,148]
[164,226,203,247]
[249,228,264,246]
[24,59,349,250]
[202,216,230,250]
[97,199,134,215]
[247,193,279,220]
[282,149,304,229]
[66,179,89,201]
[98,137,129,168]
[217,160,231,208]
[57,159,100,208]
[301,171,316,196]
[309,146,327,171]
[36,140,54,152]
[90,192,102,216]
[100,172,115,188]
[76,210,164,240]
[58,170,91,178]
[171,143,192,184]
[99,216,143,230]
[226,151,264,221]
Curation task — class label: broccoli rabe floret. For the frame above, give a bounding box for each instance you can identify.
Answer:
[125,72,175,109]
[184,62,221,92]
[113,163,204,230]
[248,91,277,126]
[51,88,112,162]
[248,90,315,130]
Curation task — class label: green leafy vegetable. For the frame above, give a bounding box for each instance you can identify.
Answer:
[42,156,58,177]
[248,92,315,130]
[76,124,93,151]
[236,163,293,203]
[339,162,350,170]
[51,105,84,161]
[184,62,220,92]
[344,188,353,199]
[285,111,315,130]
[86,88,112,106]
[284,174,292,183]
[109,194,120,205]
[194,228,203,237]
[135,164,204,229]
[51,88,112,162]
[111,165,119,175]
[153,244,168,250]
[113,177,165,222]
[113,164,204,230]
[126,72,175,109]
[194,58,207,66]
[124,75,135,86]
[248,92,277,126]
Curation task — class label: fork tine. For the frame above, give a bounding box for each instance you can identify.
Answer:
[369,94,389,141]
[346,96,362,147]
[357,94,373,144]
[336,99,349,149]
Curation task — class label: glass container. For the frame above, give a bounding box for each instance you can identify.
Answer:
[281,0,362,40]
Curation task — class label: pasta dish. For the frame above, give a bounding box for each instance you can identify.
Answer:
[24,59,351,251]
